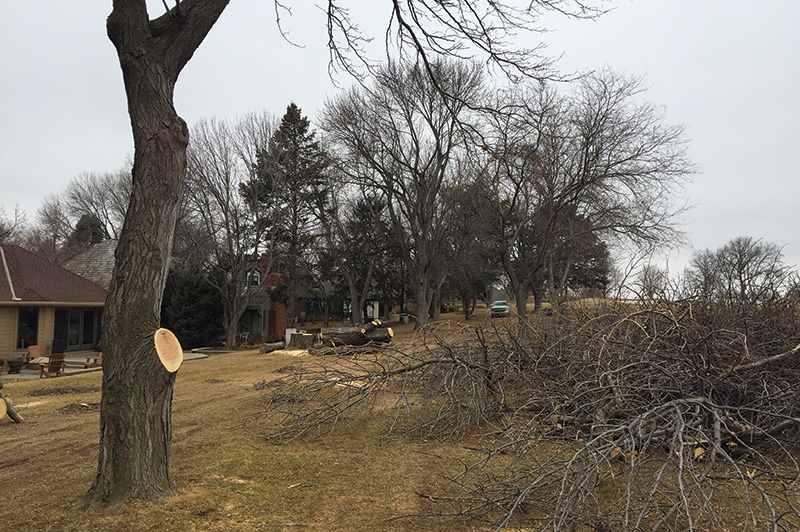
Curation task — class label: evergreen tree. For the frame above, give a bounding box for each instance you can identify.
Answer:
[71,213,108,244]
[241,103,329,325]
[161,270,224,349]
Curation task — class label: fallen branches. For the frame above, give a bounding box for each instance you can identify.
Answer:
[255,303,800,530]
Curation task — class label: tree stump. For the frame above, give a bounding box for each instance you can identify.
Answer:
[289,333,316,349]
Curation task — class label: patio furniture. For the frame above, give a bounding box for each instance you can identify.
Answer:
[40,353,65,378]
[84,352,102,368]
[25,345,43,364]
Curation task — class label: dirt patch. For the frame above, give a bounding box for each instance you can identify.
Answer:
[29,386,100,396]
[59,402,101,414]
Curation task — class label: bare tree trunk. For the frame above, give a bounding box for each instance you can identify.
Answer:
[356,259,376,325]
[515,284,528,317]
[222,302,240,347]
[460,288,473,320]
[415,279,432,327]
[547,255,557,312]
[531,284,542,312]
[82,0,229,509]
[347,281,362,325]
[431,286,442,321]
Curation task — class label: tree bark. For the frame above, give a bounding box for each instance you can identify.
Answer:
[82,0,229,509]
[514,284,529,317]
[415,278,432,328]
[431,286,442,321]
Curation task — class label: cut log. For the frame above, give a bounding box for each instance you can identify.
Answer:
[1,395,23,423]
[259,341,286,354]
[319,324,394,348]
[320,330,370,347]
[366,327,393,343]
[359,321,379,334]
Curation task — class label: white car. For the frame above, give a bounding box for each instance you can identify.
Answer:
[490,300,511,318]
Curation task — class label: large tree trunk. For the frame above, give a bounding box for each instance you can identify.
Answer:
[430,285,442,321]
[82,0,229,509]
[344,272,364,326]
[222,300,241,347]
[514,284,528,318]
[415,278,432,327]
[531,284,542,312]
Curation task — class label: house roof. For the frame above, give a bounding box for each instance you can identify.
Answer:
[63,239,117,290]
[0,244,107,304]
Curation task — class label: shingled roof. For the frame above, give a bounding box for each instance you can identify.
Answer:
[63,239,117,290]
[0,244,107,304]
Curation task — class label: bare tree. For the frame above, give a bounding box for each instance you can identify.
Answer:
[312,175,390,325]
[0,204,27,244]
[441,178,502,319]
[322,60,484,326]
[88,0,606,509]
[715,236,790,305]
[21,195,73,262]
[65,168,132,240]
[481,70,692,315]
[184,114,275,347]
[686,237,793,304]
[81,0,230,509]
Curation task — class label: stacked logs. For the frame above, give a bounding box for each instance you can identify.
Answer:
[309,320,394,356]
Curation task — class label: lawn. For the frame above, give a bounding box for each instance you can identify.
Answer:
[0,317,497,532]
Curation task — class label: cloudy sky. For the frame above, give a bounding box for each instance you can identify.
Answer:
[1,1,798,272]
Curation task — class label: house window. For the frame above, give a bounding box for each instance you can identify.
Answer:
[16,307,39,349]
[54,308,102,351]
[248,269,261,287]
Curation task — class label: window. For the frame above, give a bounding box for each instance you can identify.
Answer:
[16,307,39,349]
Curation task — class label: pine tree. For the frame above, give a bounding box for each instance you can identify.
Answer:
[241,103,329,325]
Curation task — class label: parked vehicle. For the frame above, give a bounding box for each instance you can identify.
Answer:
[490,300,511,318]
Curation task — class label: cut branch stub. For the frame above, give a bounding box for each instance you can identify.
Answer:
[154,328,183,373]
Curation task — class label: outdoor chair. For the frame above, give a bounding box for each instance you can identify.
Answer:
[84,352,102,368]
[25,345,43,364]
[40,353,65,378]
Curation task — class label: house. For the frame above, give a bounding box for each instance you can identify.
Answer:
[239,272,288,343]
[0,244,107,359]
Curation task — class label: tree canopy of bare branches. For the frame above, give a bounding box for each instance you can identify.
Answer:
[479,70,693,315]
[322,59,485,326]
[184,112,276,347]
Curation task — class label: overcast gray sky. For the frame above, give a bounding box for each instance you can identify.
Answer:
[1,1,798,273]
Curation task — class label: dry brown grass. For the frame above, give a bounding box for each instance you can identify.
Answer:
[0,320,494,532]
